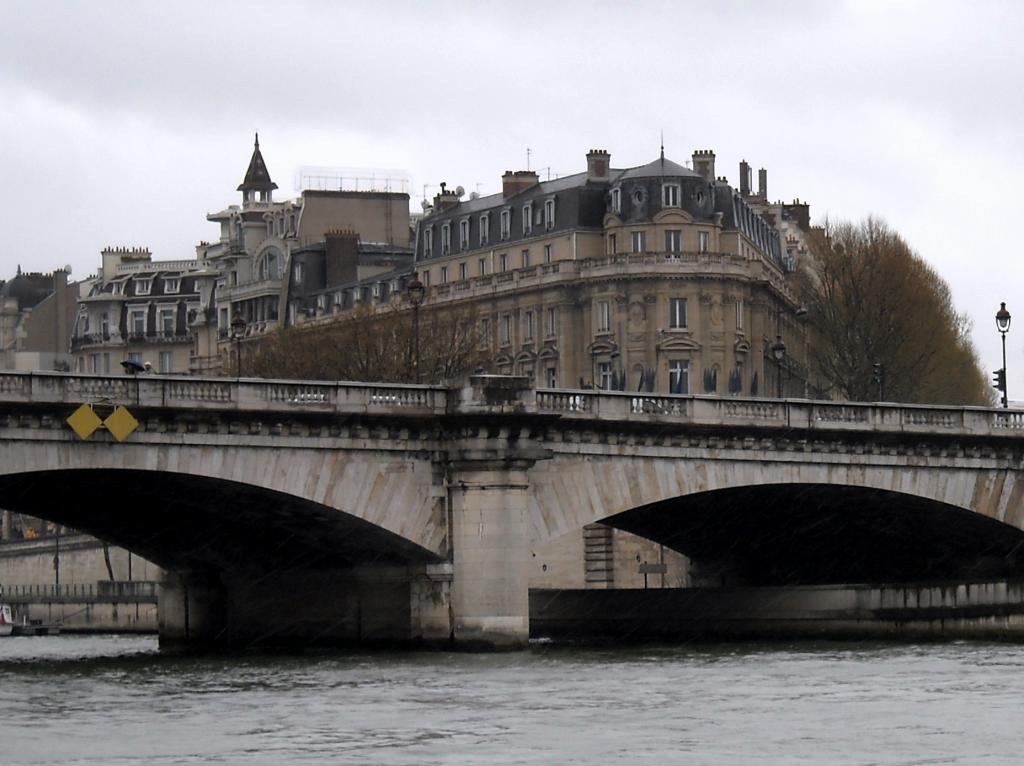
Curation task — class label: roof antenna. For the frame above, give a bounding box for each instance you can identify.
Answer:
[255,131,259,148]
[526,147,532,171]
[660,130,665,165]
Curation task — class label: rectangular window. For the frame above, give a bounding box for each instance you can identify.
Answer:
[127,351,143,365]
[669,360,690,394]
[102,353,110,374]
[611,188,621,214]
[544,198,556,230]
[441,223,452,255]
[665,229,681,254]
[134,278,152,296]
[500,314,512,345]
[163,278,180,294]
[441,266,448,284]
[459,262,467,281]
[524,310,534,341]
[100,313,109,337]
[500,209,511,240]
[544,244,552,263]
[546,307,558,338]
[90,353,100,373]
[663,183,680,207]
[522,204,533,235]
[608,233,617,255]
[159,351,173,374]
[130,309,146,335]
[631,231,646,253]
[699,231,709,253]
[670,297,688,329]
[499,253,508,272]
[459,219,470,251]
[521,249,530,268]
[546,367,557,388]
[596,300,611,333]
[478,258,487,276]
[423,270,431,287]
[479,214,490,246]
[735,299,744,331]
[293,263,303,283]
[159,308,175,337]
[423,226,434,257]
[598,362,613,391]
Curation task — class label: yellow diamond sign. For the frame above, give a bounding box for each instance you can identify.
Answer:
[104,406,139,442]
[67,404,103,440]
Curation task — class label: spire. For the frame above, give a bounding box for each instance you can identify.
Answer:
[237,132,278,194]
[660,130,665,173]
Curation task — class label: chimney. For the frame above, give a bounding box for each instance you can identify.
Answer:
[691,150,715,182]
[502,170,539,198]
[758,168,768,199]
[739,160,751,196]
[586,149,610,181]
[433,181,461,212]
[325,229,360,287]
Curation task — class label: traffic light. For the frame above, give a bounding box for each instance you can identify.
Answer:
[872,362,884,400]
[993,368,1006,392]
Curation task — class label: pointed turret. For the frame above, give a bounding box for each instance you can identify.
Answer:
[237,133,278,203]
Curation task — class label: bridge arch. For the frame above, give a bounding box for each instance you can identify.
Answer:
[529,453,1024,585]
[0,468,441,574]
[0,438,446,566]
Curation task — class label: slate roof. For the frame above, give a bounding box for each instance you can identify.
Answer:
[237,133,278,193]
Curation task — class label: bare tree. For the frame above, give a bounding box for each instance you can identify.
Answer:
[801,217,992,405]
[243,303,488,384]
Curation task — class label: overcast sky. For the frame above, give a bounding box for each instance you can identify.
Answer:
[2,1,1023,392]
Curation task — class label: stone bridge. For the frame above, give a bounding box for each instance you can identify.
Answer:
[1,371,1023,648]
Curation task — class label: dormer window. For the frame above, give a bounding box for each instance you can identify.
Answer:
[459,218,471,251]
[610,187,621,214]
[522,203,533,235]
[112,281,125,295]
[479,213,490,246]
[500,209,511,240]
[163,277,181,294]
[662,183,680,208]
[544,198,556,230]
[423,225,434,257]
[134,278,152,296]
[441,222,452,256]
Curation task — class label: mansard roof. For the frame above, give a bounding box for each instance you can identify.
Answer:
[615,156,701,181]
[237,133,278,193]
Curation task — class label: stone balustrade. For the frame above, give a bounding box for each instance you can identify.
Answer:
[0,371,1019,439]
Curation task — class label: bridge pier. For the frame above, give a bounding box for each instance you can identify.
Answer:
[449,461,533,649]
[158,571,227,650]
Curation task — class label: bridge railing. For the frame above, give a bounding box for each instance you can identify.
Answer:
[534,389,1020,438]
[0,372,449,416]
[4,371,1022,439]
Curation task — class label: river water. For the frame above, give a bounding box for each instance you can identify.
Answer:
[0,635,1021,765]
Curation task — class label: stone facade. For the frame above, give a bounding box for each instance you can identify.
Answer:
[408,148,809,397]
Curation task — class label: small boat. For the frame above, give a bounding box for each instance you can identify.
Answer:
[0,605,13,637]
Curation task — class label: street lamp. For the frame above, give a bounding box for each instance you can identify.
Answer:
[406,275,425,384]
[231,313,246,377]
[996,302,1011,408]
[770,335,786,398]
